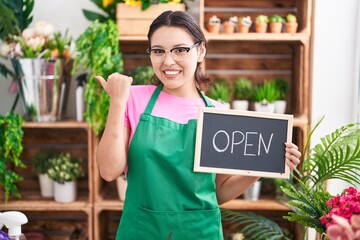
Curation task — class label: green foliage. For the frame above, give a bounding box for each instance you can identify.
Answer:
[31,151,58,174]
[47,153,85,183]
[252,80,280,103]
[233,77,252,100]
[269,14,284,23]
[131,65,154,85]
[221,209,291,240]
[272,78,290,100]
[0,0,34,40]
[286,14,297,23]
[82,0,122,22]
[0,113,25,203]
[73,19,123,135]
[255,15,269,23]
[207,78,232,103]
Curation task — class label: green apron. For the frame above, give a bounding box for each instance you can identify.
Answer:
[116,85,223,240]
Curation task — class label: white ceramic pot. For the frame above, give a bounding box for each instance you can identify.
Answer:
[38,173,54,197]
[244,181,262,201]
[254,102,275,113]
[116,175,127,202]
[232,100,249,110]
[54,181,77,203]
[274,100,287,114]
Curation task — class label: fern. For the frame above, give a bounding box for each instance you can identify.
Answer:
[221,209,291,240]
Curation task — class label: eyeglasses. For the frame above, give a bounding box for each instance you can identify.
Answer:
[146,42,201,63]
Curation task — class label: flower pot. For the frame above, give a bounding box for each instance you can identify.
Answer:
[232,100,249,110]
[223,22,235,33]
[38,173,54,197]
[244,181,262,201]
[254,102,275,113]
[116,175,127,202]
[285,22,298,33]
[11,58,73,122]
[238,24,250,33]
[255,22,268,33]
[269,22,283,33]
[208,24,221,34]
[274,100,287,114]
[53,181,77,203]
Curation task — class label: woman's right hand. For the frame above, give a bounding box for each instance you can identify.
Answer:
[95,73,133,105]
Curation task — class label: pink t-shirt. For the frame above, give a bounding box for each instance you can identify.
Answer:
[124,85,224,140]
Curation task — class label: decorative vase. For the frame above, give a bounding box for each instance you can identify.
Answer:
[11,58,73,122]
[38,174,54,198]
[116,175,127,202]
[53,181,77,203]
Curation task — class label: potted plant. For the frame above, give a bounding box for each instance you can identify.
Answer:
[131,65,154,85]
[222,16,238,34]
[0,113,25,203]
[252,80,280,113]
[237,16,252,33]
[269,14,284,33]
[73,19,123,136]
[285,13,298,34]
[207,78,232,108]
[255,15,269,33]
[207,15,221,34]
[273,78,290,114]
[47,152,85,203]
[232,77,252,110]
[31,151,58,197]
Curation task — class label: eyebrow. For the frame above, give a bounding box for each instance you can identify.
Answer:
[150,43,191,49]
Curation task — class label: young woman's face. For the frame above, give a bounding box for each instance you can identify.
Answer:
[149,26,206,96]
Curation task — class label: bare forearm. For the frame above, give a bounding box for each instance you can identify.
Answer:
[216,174,260,205]
[96,101,128,182]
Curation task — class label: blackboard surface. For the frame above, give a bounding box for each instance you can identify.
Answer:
[194,108,293,179]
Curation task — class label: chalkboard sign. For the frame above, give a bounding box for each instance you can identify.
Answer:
[194,108,293,179]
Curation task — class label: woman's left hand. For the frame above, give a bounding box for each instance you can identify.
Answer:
[285,143,301,171]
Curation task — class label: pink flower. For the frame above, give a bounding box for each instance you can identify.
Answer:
[327,214,360,240]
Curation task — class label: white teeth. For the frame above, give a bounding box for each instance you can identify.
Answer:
[164,70,180,75]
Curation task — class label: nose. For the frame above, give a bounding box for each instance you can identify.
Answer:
[163,51,176,65]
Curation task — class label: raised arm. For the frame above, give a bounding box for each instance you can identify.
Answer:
[95,73,133,182]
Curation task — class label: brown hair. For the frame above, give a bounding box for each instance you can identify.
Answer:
[147,11,210,91]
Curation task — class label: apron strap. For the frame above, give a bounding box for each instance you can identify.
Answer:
[144,85,214,115]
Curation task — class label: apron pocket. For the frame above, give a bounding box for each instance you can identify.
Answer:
[136,206,223,240]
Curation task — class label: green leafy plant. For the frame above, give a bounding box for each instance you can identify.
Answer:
[207,78,232,103]
[255,15,269,23]
[0,113,25,203]
[279,117,360,234]
[269,14,284,23]
[272,78,290,100]
[285,13,297,23]
[131,65,154,85]
[47,153,85,183]
[221,209,291,240]
[73,19,123,135]
[252,80,280,104]
[31,151,58,175]
[233,77,252,100]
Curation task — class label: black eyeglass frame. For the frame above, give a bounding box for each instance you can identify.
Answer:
[146,41,201,56]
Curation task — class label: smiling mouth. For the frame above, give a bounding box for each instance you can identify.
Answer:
[164,70,181,75]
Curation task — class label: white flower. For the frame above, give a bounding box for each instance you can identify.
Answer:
[25,36,45,51]
[0,43,11,57]
[21,28,35,41]
[34,21,55,38]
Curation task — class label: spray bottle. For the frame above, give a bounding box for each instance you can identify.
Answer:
[76,73,87,122]
[0,211,28,240]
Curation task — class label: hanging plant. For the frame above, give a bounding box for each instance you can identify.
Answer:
[0,113,25,203]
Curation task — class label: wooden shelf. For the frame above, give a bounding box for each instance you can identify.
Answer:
[23,119,90,129]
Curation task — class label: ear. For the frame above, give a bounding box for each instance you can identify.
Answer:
[197,42,206,63]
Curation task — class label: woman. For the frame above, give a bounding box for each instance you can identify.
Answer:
[95,10,301,240]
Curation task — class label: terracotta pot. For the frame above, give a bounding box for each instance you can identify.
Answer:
[223,22,235,33]
[255,22,267,33]
[238,24,250,33]
[269,22,283,33]
[207,24,221,34]
[285,22,298,33]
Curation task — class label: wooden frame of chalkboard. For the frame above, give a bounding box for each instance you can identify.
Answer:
[194,108,293,179]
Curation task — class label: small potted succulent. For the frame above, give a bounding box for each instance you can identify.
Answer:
[47,152,85,203]
[207,78,232,108]
[237,16,252,33]
[207,15,221,34]
[255,15,269,33]
[32,151,59,198]
[232,77,253,110]
[269,14,284,33]
[252,80,280,113]
[285,13,298,33]
[223,16,238,34]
